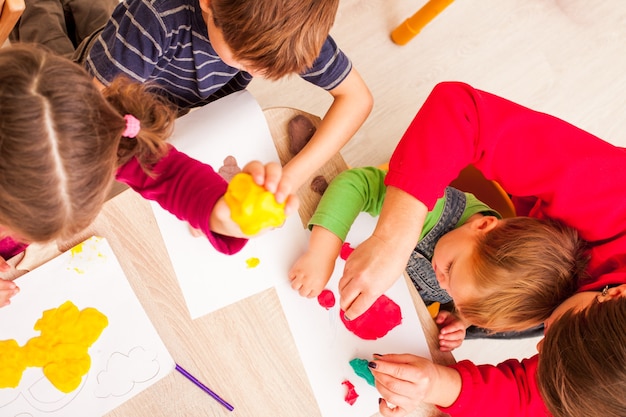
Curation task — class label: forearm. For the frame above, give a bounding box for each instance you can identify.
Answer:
[283,68,373,188]
[372,186,427,265]
[309,167,387,240]
[439,357,548,416]
[308,226,343,261]
[116,147,247,254]
[426,364,463,407]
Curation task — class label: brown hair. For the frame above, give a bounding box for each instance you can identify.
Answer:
[210,0,339,79]
[0,44,175,243]
[457,217,589,332]
[537,298,626,417]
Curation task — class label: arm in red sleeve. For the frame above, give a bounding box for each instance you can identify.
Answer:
[439,356,549,417]
[386,81,626,290]
[115,146,247,255]
[386,81,626,241]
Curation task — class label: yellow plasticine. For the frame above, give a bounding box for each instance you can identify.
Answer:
[43,344,92,393]
[0,339,26,388]
[224,173,286,235]
[246,257,260,268]
[0,300,108,393]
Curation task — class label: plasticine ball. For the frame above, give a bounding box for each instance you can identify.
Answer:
[224,173,286,235]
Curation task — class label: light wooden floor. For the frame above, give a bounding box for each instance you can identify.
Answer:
[249,0,626,364]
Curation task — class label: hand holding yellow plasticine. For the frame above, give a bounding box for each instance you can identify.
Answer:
[224,173,286,235]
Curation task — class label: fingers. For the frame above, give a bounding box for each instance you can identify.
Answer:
[241,160,282,191]
[438,333,464,351]
[372,366,421,410]
[187,223,206,238]
[372,353,421,364]
[379,398,409,417]
[369,355,434,413]
[0,260,9,273]
[283,194,300,217]
[288,255,326,298]
[436,311,467,351]
[439,328,465,352]
[339,290,376,321]
[0,280,19,307]
[288,271,320,298]
[241,161,295,206]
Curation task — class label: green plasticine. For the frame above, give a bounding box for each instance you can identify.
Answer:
[349,358,375,386]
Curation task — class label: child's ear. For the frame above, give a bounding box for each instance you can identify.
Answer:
[472,215,499,233]
[198,0,211,14]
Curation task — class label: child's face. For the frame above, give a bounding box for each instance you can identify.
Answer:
[431,216,498,306]
[431,224,480,305]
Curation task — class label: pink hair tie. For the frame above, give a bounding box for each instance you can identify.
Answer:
[123,114,141,138]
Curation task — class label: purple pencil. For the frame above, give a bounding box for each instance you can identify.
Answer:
[175,363,234,412]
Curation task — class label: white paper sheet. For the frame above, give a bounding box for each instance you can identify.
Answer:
[0,237,174,417]
[275,213,432,417]
[150,90,307,317]
[153,91,432,417]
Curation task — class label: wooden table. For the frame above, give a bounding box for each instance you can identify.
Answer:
[4,108,453,417]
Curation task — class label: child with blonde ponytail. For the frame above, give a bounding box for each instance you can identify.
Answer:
[0,44,297,306]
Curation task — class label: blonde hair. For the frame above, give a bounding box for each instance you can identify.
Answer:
[537,298,626,417]
[457,217,588,332]
[211,0,339,79]
[0,44,175,243]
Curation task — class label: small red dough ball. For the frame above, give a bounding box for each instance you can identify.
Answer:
[317,289,336,309]
[340,242,354,260]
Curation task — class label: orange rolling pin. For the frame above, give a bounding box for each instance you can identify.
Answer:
[391,0,455,45]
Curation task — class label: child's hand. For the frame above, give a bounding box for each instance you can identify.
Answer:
[436,310,467,351]
[289,251,335,298]
[210,161,300,238]
[210,196,249,238]
[0,279,19,308]
[242,161,299,215]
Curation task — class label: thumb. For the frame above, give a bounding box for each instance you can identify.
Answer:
[343,293,376,321]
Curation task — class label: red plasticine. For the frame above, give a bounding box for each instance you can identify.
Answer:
[342,380,359,406]
[340,294,402,340]
[317,289,335,309]
[340,242,354,260]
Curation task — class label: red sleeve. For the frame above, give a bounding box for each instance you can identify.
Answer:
[438,357,550,417]
[115,146,247,255]
[386,81,626,290]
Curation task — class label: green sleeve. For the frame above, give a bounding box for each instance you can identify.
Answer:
[459,192,502,224]
[308,167,387,241]
[419,190,501,240]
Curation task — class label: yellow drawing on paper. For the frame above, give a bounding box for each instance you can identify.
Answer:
[0,300,108,393]
[224,173,286,235]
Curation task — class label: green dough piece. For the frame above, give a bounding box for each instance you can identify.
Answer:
[349,358,375,386]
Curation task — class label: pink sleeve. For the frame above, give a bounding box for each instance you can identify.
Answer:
[386,81,626,290]
[438,357,550,417]
[115,146,247,255]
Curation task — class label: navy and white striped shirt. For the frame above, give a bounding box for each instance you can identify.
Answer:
[86,0,352,110]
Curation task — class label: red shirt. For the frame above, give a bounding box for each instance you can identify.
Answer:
[386,82,626,416]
